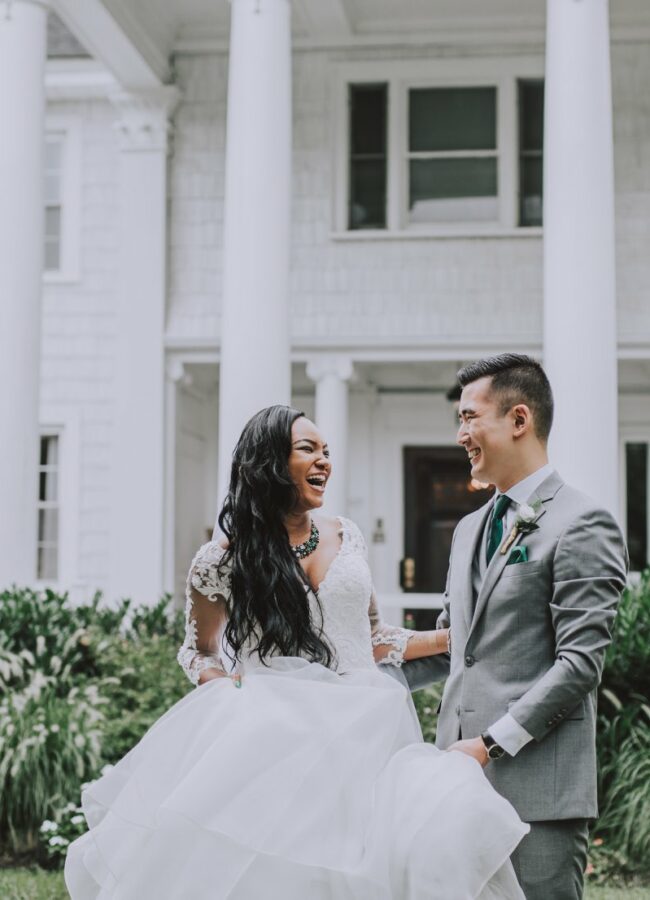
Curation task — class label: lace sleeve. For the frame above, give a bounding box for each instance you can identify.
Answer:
[177,542,230,686]
[368,591,415,668]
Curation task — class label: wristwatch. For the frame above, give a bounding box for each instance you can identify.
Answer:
[480,731,505,761]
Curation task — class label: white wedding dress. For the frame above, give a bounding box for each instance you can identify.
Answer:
[65,518,527,899]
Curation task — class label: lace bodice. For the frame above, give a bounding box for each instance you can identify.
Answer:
[178,517,413,685]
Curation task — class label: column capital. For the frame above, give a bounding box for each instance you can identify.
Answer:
[110,85,181,153]
[306,355,354,384]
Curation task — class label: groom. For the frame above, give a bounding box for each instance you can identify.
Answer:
[403,354,627,900]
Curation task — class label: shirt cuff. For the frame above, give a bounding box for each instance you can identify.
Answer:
[488,713,534,757]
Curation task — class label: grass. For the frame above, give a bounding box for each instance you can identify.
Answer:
[0,869,648,900]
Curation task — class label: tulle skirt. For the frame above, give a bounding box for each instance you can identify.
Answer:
[65,659,528,899]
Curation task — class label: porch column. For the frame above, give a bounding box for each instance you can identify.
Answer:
[217,0,292,505]
[543,0,619,516]
[108,87,180,604]
[0,0,48,586]
[306,356,354,516]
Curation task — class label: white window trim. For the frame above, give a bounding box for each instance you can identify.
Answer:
[43,115,82,284]
[619,429,650,575]
[35,408,82,594]
[332,56,544,240]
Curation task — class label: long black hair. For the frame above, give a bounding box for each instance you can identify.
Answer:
[217,405,334,668]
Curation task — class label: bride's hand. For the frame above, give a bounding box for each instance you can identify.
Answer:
[447,737,488,768]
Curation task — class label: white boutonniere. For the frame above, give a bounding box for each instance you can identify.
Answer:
[500,500,543,555]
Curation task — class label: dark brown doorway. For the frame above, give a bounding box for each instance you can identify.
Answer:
[403,446,493,599]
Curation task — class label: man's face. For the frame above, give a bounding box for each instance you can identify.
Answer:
[456,376,514,487]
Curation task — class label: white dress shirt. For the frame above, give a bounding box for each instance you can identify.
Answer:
[486,462,554,757]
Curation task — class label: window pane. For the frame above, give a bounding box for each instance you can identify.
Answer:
[409,87,496,153]
[44,238,61,271]
[519,80,544,227]
[349,160,386,229]
[38,508,59,543]
[40,435,59,466]
[519,81,544,151]
[45,206,61,239]
[39,471,58,502]
[45,174,60,206]
[520,156,543,227]
[350,84,387,155]
[37,546,58,581]
[44,208,61,270]
[626,443,648,571]
[408,157,498,224]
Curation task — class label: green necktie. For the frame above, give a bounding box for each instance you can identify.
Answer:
[486,494,512,564]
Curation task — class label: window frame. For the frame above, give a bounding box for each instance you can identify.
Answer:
[35,409,81,593]
[332,57,544,239]
[43,116,82,283]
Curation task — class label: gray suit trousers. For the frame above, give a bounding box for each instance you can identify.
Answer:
[510,819,589,900]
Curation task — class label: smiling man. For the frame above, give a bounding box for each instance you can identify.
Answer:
[402,353,628,900]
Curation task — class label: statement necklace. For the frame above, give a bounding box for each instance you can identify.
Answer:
[291,519,320,559]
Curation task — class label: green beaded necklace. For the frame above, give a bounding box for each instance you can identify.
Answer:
[291,519,320,560]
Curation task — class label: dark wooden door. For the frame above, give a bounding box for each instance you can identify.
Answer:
[403,446,493,594]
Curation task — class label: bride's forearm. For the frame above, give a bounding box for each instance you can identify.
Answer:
[404,628,450,660]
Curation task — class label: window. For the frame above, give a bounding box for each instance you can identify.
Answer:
[44,133,64,271]
[37,435,60,581]
[408,87,498,226]
[43,119,81,281]
[349,84,388,229]
[339,62,544,234]
[626,442,649,572]
[518,80,544,227]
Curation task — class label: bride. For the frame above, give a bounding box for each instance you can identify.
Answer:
[65,405,528,899]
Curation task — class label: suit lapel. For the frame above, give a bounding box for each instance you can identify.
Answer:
[468,469,564,635]
[461,499,494,632]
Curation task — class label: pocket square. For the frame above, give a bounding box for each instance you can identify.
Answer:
[506,545,528,565]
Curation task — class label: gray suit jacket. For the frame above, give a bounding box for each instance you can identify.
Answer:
[403,470,628,822]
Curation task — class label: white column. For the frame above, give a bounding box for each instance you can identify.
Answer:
[0,0,48,586]
[108,87,180,604]
[217,0,292,504]
[306,356,354,516]
[543,0,619,516]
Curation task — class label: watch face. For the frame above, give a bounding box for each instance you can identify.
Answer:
[488,744,505,760]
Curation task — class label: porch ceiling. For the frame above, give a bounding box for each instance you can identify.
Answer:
[51,0,650,90]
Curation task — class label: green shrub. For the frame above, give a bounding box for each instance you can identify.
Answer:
[598,720,650,867]
[411,682,444,744]
[0,680,104,852]
[98,631,190,764]
[594,573,650,869]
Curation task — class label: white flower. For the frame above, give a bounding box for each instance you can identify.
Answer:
[50,724,60,733]
[70,814,85,825]
[100,764,114,776]
[40,820,57,833]
[517,503,537,523]
[49,835,69,847]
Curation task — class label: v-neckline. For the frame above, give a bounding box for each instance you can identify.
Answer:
[305,516,346,597]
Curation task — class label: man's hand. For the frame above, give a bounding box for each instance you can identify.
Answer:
[447,737,489,768]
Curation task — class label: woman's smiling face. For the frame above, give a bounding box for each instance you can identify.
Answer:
[288,417,331,512]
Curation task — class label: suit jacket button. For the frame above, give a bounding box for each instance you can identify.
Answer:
[464,655,475,667]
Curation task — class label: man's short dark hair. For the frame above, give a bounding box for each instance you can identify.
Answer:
[457,353,554,441]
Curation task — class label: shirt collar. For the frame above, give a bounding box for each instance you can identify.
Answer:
[501,463,554,507]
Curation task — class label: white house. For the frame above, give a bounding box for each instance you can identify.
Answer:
[1,0,649,623]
